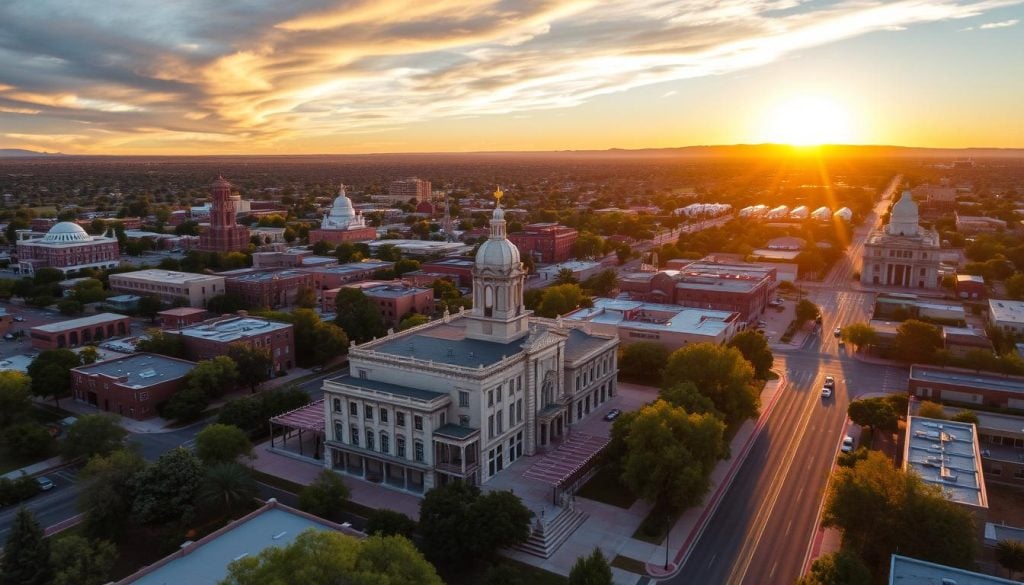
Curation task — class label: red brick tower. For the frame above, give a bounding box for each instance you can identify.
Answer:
[198,176,250,253]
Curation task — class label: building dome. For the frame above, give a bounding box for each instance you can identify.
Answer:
[41,222,91,244]
[475,237,521,271]
[321,183,366,231]
[887,191,920,236]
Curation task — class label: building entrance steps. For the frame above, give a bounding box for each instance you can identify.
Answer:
[513,505,590,558]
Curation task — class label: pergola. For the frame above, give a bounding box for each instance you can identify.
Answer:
[269,399,325,460]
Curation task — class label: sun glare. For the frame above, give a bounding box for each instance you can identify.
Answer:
[759,95,856,146]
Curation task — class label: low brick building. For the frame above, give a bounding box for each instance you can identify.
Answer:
[508,223,577,264]
[157,307,208,329]
[30,313,133,349]
[219,269,315,310]
[170,314,296,373]
[414,257,475,287]
[909,364,1024,409]
[955,274,987,300]
[71,353,196,420]
[299,260,393,291]
[323,281,434,325]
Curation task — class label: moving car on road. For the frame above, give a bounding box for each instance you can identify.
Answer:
[824,375,835,389]
[35,476,54,491]
[821,386,833,399]
[833,327,842,338]
[604,409,622,421]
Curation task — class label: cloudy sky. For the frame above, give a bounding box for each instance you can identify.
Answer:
[0,0,1021,154]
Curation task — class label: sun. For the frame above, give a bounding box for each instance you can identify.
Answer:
[759,95,856,146]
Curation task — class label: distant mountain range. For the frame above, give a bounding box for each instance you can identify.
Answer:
[0,149,63,157]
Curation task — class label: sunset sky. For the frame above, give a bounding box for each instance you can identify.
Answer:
[1,0,1022,155]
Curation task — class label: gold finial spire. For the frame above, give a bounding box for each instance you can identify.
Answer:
[494,186,503,203]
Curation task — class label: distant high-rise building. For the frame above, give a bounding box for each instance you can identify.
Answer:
[198,176,250,253]
[386,178,432,204]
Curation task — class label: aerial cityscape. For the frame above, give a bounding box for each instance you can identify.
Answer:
[0,1,1023,585]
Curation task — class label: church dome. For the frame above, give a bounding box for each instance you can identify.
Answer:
[475,237,521,271]
[887,191,920,236]
[321,183,366,230]
[41,222,91,243]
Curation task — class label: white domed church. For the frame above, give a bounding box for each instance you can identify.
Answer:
[861,190,941,288]
[321,189,619,493]
[15,221,120,276]
[309,183,378,246]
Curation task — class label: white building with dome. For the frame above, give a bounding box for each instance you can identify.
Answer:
[861,191,941,288]
[15,222,120,276]
[320,189,619,493]
[309,183,377,246]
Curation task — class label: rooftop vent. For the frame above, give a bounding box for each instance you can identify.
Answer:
[272,531,287,540]
[233,552,248,561]
[138,369,157,379]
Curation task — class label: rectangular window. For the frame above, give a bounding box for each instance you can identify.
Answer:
[397,412,406,427]
[497,410,504,434]
[488,390,494,407]
[365,430,374,451]
[414,441,424,462]
[488,415,495,438]
[517,399,523,423]
[334,422,343,441]
[414,416,423,431]
[459,391,469,408]
[381,433,390,454]
[333,398,341,412]
[380,408,388,423]
[349,402,358,417]
[509,408,515,427]
[350,426,359,446]
[365,406,373,420]
[397,435,406,457]
[497,386,502,403]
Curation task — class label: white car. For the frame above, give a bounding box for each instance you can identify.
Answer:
[841,435,855,453]
[833,327,842,338]
[821,387,833,399]
[824,375,835,389]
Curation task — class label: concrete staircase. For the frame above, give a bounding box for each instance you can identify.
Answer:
[514,506,589,558]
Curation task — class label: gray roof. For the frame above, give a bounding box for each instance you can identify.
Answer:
[903,416,986,509]
[563,327,615,362]
[73,353,195,388]
[371,329,522,368]
[128,505,354,585]
[177,317,291,343]
[329,375,447,402]
[910,365,1024,395]
[33,312,127,333]
[434,423,479,439]
[889,554,1017,584]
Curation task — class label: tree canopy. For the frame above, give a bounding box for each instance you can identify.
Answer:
[60,414,128,461]
[419,482,532,566]
[794,549,871,585]
[840,323,878,350]
[1,508,52,585]
[662,343,759,425]
[568,548,614,585]
[333,289,387,344]
[846,397,900,433]
[618,342,669,385]
[227,343,273,392]
[298,470,351,519]
[130,447,203,526]
[50,535,117,585]
[727,330,774,379]
[536,283,590,318]
[893,319,943,364]
[195,423,253,465]
[27,348,81,406]
[0,371,32,427]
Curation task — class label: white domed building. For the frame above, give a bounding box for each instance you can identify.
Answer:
[15,221,120,276]
[861,191,941,288]
[309,183,377,246]
[320,189,619,494]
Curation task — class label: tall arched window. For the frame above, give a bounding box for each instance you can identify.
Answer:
[380,432,390,454]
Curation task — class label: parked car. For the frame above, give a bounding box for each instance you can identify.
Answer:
[821,387,833,399]
[3,332,15,341]
[841,435,855,453]
[12,316,24,322]
[757,320,768,328]
[35,476,54,491]
[604,409,622,421]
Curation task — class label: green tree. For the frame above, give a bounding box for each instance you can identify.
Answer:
[60,414,128,461]
[78,449,147,539]
[582,269,618,297]
[846,397,900,433]
[183,355,240,400]
[50,535,117,585]
[72,278,107,304]
[137,295,162,321]
[227,343,272,393]
[310,240,333,256]
[727,330,774,379]
[221,531,443,585]
[662,343,759,425]
[536,283,589,318]
[795,299,820,324]
[217,396,265,435]
[573,232,605,259]
[207,293,247,314]
[618,342,670,385]
[135,329,186,358]
[160,384,210,421]
[568,548,614,585]
[0,371,32,427]
[823,451,977,573]
[1005,273,1024,300]
[130,447,203,526]
[195,423,253,465]
[5,422,55,459]
[554,268,578,285]
[79,345,100,365]
[394,258,421,275]
[197,462,257,516]
[795,549,871,585]
[950,410,980,426]
[264,308,348,367]
[419,482,532,566]
[58,299,84,315]
[620,400,726,513]
[298,470,350,519]
[27,348,81,406]
[0,508,52,585]
[484,563,525,585]
[333,289,387,343]
[995,539,1024,580]
[365,509,417,538]
[294,286,317,309]
[398,313,429,331]
[841,323,878,350]
[893,319,942,364]
[917,400,946,419]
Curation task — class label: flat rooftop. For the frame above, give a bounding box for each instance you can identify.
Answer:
[365,321,523,369]
[158,307,207,317]
[73,353,195,388]
[910,364,1024,395]
[223,269,309,282]
[567,298,737,336]
[32,312,128,333]
[989,298,1024,324]
[422,257,475,268]
[126,502,359,585]
[111,269,223,284]
[346,282,430,298]
[889,554,1017,585]
[903,416,986,509]
[176,317,291,343]
[326,375,447,402]
[300,260,393,274]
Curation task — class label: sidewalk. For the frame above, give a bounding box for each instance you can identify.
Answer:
[645,370,790,579]
[1,455,65,480]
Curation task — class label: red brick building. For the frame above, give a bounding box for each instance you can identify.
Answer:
[619,260,777,322]
[71,353,196,420]
[414,257,475,287]
[219,268,315,309]
[299,260,393,291]
[15,222,121,276]
[30,313,133,349]
[171,314,296,373]
[955,274,987,300]
[198,176,250,253]
[323,281,434,325]
[157,307,208,329]
[909,364,1024,409]
[509,223,578,264]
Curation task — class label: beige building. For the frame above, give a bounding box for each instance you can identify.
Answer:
[109,269,226,307]
[380,178,431,204]
[861,191,941,289]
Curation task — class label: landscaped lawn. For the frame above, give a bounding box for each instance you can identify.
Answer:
[576,466,636,509]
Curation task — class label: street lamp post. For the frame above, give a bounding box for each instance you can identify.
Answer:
[664,513,671,570]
